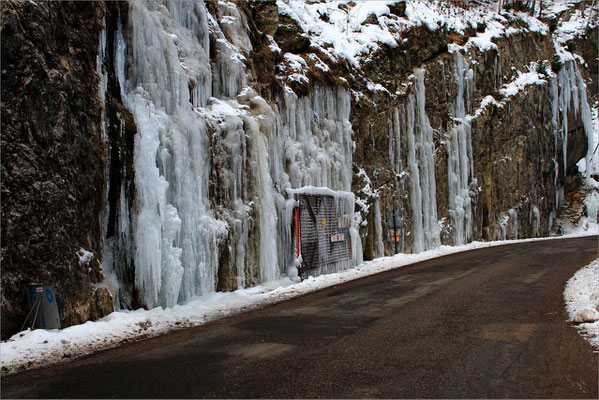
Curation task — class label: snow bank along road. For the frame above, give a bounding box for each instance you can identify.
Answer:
[2,236,597,398]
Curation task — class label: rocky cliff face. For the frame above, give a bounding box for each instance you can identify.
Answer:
[1,0,111,339]
[1,0,597,339]
[335,6,594,257]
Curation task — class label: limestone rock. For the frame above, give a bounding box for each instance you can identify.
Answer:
[249,0,279,36]
[573,308,599,324]
[1,0,106,339]
[388,1,407,18]
[274,14,311,54]
[93,288,114,319]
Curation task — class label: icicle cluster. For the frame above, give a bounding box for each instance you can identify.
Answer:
[105,0,361,309]
[406,70,441,253]
[275,86,354,191]
[373,198,385,258]
[99,0,596,311]
[550,60,594,218]
[388,108,402,177]
[551,62,594,178]
[385,69,445,253]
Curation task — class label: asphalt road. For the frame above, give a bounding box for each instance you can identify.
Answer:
[2,236,598,399]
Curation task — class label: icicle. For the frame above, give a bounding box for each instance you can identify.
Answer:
[97,25,108,115]
[373,198,384,258]
[549,60,595,228]
[507,208,518,239]
[114,17,127,99]
[389,109,401,176]
[530,205,541,236]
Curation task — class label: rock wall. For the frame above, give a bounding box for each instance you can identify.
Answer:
[1,0,596,339]
[348,17,593,257]
[1,0,109,338]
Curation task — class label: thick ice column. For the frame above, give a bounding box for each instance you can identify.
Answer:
[507,208,518,239]
[446,53,475,245]
[415,70,440,250]
[405,70,440,253]
[253,129,279,282]
[406,93,424,253]
[389,108,401,176]
[245,95,280,282]
[571,65,595,177]
[373,198,385,258]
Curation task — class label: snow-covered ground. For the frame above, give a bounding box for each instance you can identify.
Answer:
[564,257,599,350]
[2,231,597,375]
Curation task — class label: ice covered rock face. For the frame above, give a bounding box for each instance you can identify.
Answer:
[97,0,597,310]
[108,0,360,309]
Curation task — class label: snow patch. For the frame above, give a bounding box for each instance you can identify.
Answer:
[499,67,546,98]
[564,257,599,349]
[77,248,94,266]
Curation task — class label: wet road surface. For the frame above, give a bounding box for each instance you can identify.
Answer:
[2,236,598,398]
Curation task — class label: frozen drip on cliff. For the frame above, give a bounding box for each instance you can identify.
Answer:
[100,0,362,309]
[1,0,597,337]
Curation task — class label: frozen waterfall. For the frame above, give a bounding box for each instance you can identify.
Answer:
[550,60,595,222]
[446,53,475,246]
[551,61,594,178]
[405,69,440,253]
[113,0,360,309]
